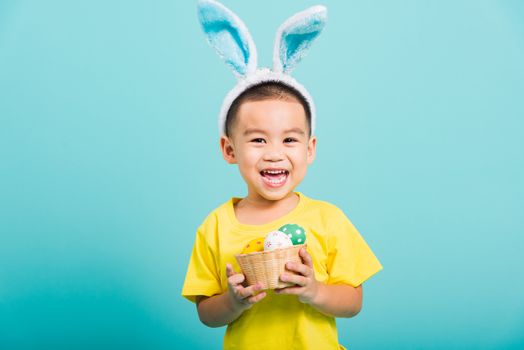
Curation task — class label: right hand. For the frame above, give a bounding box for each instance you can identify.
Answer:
[226,263,267,310]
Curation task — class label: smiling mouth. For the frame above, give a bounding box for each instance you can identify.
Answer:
[260,169,289,188]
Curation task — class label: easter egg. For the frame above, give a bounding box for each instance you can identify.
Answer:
[241,237,265,254]
[263,231,293,251]
[278,224,306,245]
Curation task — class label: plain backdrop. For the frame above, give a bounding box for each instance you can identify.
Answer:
[1,0,523,349]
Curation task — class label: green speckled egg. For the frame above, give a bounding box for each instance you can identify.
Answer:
[278,224,306,245]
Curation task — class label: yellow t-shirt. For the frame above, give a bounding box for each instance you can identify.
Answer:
[182,192,382,350]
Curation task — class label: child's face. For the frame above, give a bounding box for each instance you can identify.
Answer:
[220,98,316,202]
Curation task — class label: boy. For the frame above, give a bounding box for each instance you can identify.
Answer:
[183,1,382,348]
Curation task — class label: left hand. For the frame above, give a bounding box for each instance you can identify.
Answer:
[275,247,319,304]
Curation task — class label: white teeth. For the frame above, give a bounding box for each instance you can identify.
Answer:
[270,179,284,183]
[261,169,287,186]
[263,169,287,175]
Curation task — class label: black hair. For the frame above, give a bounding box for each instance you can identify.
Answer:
[225,81,311,137]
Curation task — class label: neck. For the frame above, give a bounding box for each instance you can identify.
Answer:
[239,191,299,211]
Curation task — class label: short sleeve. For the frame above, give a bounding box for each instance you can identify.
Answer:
[327,210,382,287]
[181,227,222,303]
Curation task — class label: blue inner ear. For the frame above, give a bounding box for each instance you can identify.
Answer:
[198,3,250,76]
[283,31,319,72]
[279,14,326,73]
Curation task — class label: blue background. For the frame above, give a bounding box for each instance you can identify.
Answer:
[1,0,523,349]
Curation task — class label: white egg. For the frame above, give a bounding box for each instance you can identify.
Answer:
[264,230,293,251]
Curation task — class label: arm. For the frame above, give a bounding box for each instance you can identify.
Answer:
[307,282,362,318]
[275,248,363,318]
[195,263,267,327]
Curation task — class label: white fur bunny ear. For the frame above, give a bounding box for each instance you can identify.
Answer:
[197,0,257,78]
[273,5,327,74]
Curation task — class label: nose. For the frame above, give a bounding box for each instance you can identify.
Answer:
[263,146,284,162]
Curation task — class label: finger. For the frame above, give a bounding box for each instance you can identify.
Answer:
[300,248,313,268]
[226,263,245,285]
[246,291,267,304]
[280,272,307,287]
[228,273,245,286]
[237,282,263,299]
[275,286,303,295]
[226,263,235,277]
[286,261,311,277]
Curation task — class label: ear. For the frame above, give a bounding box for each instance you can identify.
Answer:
[197,0,257,78]
[220,136,237,164]
[273,5,327,74]
[307,136,317,164]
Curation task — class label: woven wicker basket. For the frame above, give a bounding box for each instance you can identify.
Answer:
[235,244,305,290]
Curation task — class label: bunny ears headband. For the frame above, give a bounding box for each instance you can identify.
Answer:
[197,0,327,135]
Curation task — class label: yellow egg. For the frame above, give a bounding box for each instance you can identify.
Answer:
[241,237,265,254]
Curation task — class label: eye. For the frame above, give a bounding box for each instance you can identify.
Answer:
[284,137,298,143]
[251,138,266,143]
